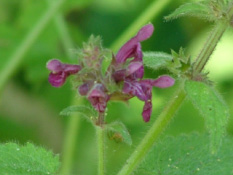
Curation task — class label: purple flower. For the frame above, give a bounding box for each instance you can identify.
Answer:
[122,76,175,122]
[78,82,92,96]
[112,24,174,122]
[111,24,174,122]
[46,59,81,87]
[87,83,110,113]
[115,24,154,64]
[113,24,154,82]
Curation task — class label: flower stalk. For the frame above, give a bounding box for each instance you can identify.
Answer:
[96,126,105,175]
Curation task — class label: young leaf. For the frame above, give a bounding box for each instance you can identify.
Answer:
[106,121,132,145]
[60,105,97,122]
[136,133,233,175]
[165,2,215,22]
[0,142,60,175]
[185,80,229,153]
[143,51,172,70]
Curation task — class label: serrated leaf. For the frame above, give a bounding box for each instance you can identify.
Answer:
[165,2,215,22]
[0,142,60,175]
[185,80,229,153]
[60,105,97,122]
[137,134,233,175]
[106,121,132,145]
[143,52,172,70]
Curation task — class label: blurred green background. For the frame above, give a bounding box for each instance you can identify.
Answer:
[0,0,233,174]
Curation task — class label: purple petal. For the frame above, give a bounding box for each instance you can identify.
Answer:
[131,43,143,62]
[78,82,91,96]
[129,44,144,79]
[47,59,81,74]
[142,100,152,122]
[122,81,147,101]
[64,64,82,75]
[126,62,143,77]
[88,84,109,113]
[46,59,63,72]
[136,24,154,41]
[115,39,139,63]
[116,24,154,63]
[152,76,175,88]
[112,69,126,82]
[48,72,66,87]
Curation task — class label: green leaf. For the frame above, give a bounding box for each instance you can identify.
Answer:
[60,105,97,122]
[143,52,172,70]
[185,80,229,153]
[165,2,215,22]
[136,133,233,175]
[0,142,60,175]
[106,121,132,145]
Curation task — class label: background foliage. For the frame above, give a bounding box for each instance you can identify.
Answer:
[0,0,233,174]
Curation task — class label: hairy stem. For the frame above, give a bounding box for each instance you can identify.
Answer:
[193,3,233,75]
[117,81,186,175]
[0,0,66,93]
[110,0,172,52]
[96,126,105,175]
[192,21,228,74]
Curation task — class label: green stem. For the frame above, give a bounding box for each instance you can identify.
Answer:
[60,98,82,175]
[0,0,66,93]
[193,2,233,74]
[96,126,105,175]
[117,82,186,175]
[110,0,172,52]
[193,20,228,74]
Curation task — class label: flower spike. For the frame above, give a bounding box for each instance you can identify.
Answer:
[47,24,175,123]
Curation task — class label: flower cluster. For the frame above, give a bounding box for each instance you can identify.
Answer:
[46,24,174,122]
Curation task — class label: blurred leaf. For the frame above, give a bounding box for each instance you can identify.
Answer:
[106,121,132,145]
[136,133,233,175]
[0,142,60,175]
[143,52,172,70]
[0,0,21,23]
[165,2,215,22]
[62,0,93,13]
[60,105,97,122]
[16,0,66,85]
[185,80,229,153]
